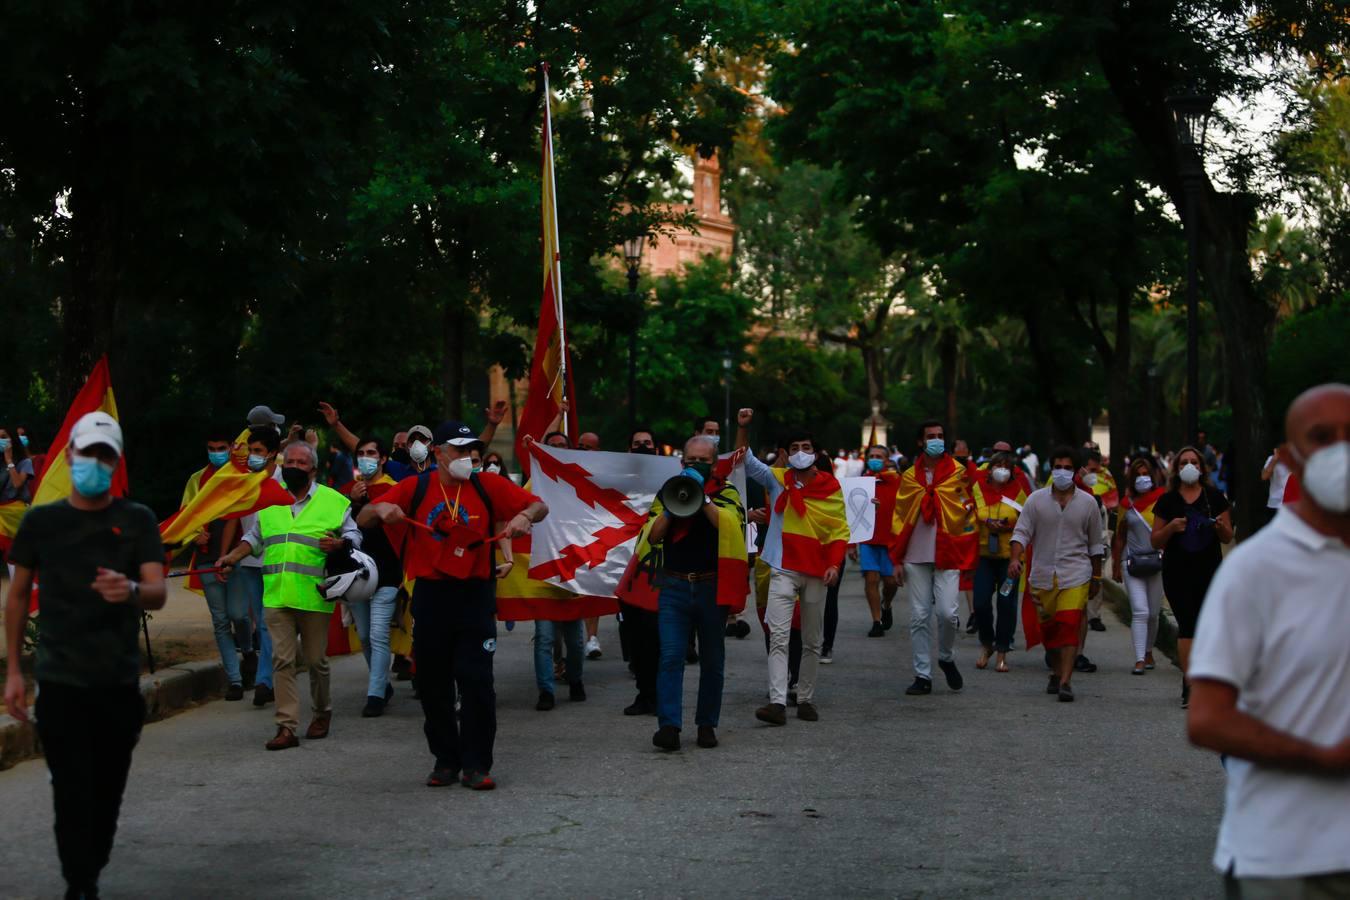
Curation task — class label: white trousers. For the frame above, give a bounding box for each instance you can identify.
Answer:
[904,563,960,680]
[1125,572,1164,662]
[765,568,826,705]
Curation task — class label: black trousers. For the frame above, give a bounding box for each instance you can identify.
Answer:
[35,682,144,894]
[619,600,659,703]
[411,578,497,774]
[823,556,846,650]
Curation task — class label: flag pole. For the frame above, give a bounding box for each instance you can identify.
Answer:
[541,62,571,441]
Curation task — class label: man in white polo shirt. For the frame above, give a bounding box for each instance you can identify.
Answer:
[1188,383,1350,897]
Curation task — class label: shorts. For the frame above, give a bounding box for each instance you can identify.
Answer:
[857,543,894,577]
[1032,577,1090,650]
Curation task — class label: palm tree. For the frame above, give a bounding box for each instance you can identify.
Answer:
[893,290,990,435]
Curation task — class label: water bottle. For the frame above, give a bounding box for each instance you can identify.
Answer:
[998,577,1015,598]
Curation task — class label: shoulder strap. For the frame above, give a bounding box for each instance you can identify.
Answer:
[469,473,497,573]
[397,472,433,561]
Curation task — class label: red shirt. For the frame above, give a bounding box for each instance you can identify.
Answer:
[382,473,539,581]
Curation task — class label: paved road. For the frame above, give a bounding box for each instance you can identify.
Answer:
[1,574,1225,898]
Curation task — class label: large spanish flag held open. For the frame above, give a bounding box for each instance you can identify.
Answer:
[30,355,129,507]
[159,428,294,548]
[515,63,578,476]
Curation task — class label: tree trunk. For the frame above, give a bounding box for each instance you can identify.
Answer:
[860,341,886,414]
[1106,281,1132,486]
[1022,305,1080,440]
[442,299,465,419]
[61,185,121,406]
[940,332,958,436]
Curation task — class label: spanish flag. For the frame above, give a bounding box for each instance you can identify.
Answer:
[890,457,975,571]
[770,468,848,578]
[159,428,294,547]
[1120,486,1164,528]
[0,500,24,557]
[618,471,749,613]
[515,63,578,474]
[30,355,128,507]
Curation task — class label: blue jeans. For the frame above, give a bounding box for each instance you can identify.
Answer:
[973,556,1015,652]
[228,567,271,688]
[657,579,727,730]
[202,570,250,685]
[533,619,584,694]
[348,586,397,699]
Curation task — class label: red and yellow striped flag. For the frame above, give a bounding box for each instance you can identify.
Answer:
[159,428,294,547]
[770,468,849,578]
[515,63,578,474]
[30,355,129,507]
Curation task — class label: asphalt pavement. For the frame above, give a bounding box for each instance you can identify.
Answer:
[0,572,1225,899]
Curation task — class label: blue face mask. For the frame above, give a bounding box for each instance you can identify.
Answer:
[19,435,28,448]
[0,438,10,452]
[208,450,230,468]
[925,438,945,457]
[71,456,115,497]
[356,457,379,478]
[866,458,884,473]
[247,454,268,473]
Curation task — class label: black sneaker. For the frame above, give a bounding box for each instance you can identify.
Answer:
[1046,674,1061,695]
[696,725,718,748]
[905,677,932,696]
[240,652,258,690]
[938,659,964,692]
[460,770,496,791]
[755,703,787,726]
[867,622,885,638]
[568,682,586,702]
[362,696,386,718]
[1089,617,1106,632]
[965,613,978,635]
[787,689,798,708]
[252,684,274,707]
[881,605,893,630]
[624,697,655,717]
[652,725,681,751]
[727,619,752,639]
[1074,655,1098,673]
[224,683,244,702]
[1058,683,1075,702]
[536,691,555,711]
[426,767,457,787]
[384,682,394,703]
[1181,682,1191,709]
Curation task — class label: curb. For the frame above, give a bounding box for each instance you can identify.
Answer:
[0,660,226,771]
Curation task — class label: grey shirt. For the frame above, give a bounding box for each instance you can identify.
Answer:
[241,480,361,556]
[1011,486,1103,590]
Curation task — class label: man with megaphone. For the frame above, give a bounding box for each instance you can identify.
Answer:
[640,435,747,752]
[738,409,849,727]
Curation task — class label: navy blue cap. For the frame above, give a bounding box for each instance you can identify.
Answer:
[432,421,482,448]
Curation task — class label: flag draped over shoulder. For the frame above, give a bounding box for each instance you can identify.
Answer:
[31,355,128,507]
[515,64,578,475]
[619,452,749,612]
[889,457,975,571]
[0,501,24,557]
[1120,487,1164,529]
[159,428,294,548]
[770,468,848,578]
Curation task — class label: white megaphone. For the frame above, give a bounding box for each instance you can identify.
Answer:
[659,473,706,518]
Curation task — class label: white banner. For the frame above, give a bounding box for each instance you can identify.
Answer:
[841,476,877,545]
[527,444,746,598]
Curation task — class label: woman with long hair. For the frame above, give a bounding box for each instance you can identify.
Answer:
[1113,455,1166,675]
[1150,445,1233,707]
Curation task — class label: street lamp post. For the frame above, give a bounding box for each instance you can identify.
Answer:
[1166,88,1215,444]
[722,348,733,438]
[623,235,646,431]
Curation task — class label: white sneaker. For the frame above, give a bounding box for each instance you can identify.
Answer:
[585,636,602,660]
[820,649,834,665]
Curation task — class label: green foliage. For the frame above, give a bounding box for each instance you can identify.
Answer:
[1267,299,1350,421]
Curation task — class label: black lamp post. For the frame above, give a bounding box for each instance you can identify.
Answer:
[623,235,646,430]
[1166,88,1215,445]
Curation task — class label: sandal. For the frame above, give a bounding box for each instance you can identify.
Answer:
[976,647,992,670]
[1132,661,1146,675]
[1144,653,1156,670]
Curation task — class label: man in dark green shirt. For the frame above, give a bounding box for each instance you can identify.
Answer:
[3,411,166,900]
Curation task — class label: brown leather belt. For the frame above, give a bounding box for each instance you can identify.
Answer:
[660,570,717,583]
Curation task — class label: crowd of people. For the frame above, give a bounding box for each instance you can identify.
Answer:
[2,383,1348,899]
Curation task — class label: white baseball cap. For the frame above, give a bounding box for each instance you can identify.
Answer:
[69,411,124,456]
[407,424,433,443]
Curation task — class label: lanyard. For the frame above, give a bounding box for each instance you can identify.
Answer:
[438,479,464,523]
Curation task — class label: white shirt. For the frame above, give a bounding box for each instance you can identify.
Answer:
[1189,507,1350,878]
[844,456,864,478]
[1263,456,1290,509]
[902,464,938,565]
[1010,487,1103,589]
[832,456,848,479]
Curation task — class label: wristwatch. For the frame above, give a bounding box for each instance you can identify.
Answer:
[129,580,141,604]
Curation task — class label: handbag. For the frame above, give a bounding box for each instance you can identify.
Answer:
[1126,549,1163,577]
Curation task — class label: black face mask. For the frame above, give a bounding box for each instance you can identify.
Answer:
[954,455,969,465]
[630,446,658,456]
[281,467,310,495]
[390,448,411,465]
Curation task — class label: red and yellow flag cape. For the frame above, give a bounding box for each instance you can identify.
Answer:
[30,355,128,507]
[159,429,295,547]
[1120,486,1164,528]
[890,457,975,570]
[770,468,848,578]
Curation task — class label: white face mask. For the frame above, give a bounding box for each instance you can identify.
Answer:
[1179,463,1201,485]
[486,463,501,475]
[990,466,1010,484]
[446,456,474,481]
[1134,475,1154,493]
[789,450,816,470]
[1296,441,1350,514]
[1082,472,1098,488]
[409,440,429,463]
[1051,468,1075,490]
